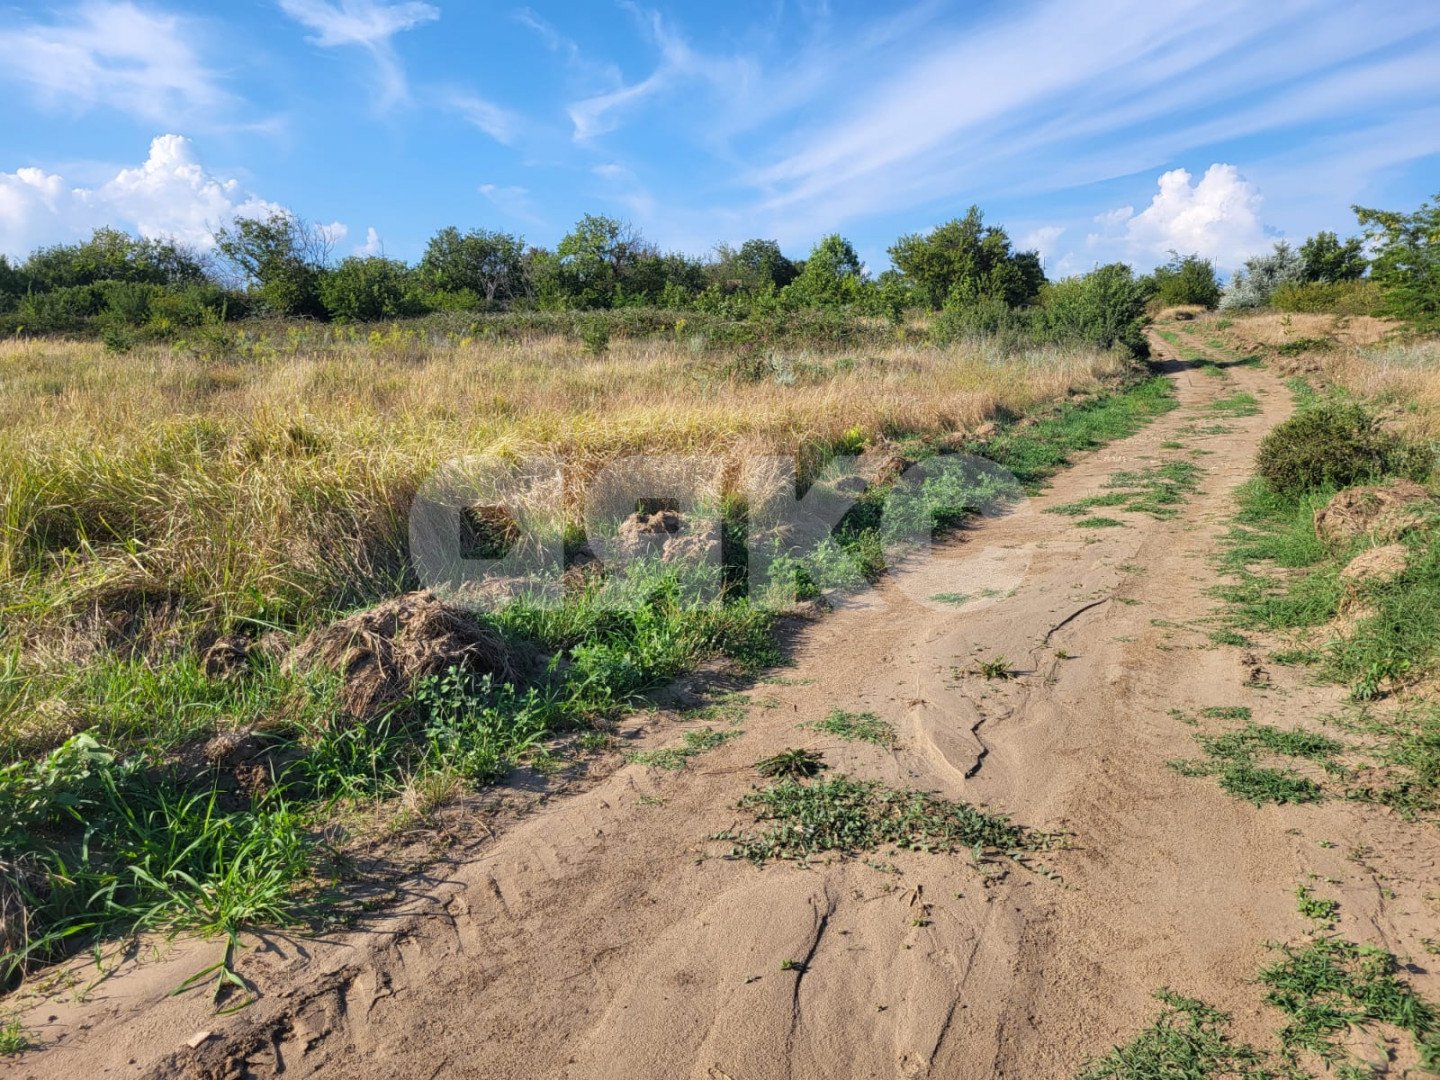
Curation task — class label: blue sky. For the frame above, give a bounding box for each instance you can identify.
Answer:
[1,0,1438,275]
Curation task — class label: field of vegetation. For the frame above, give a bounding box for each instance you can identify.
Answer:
[3,189,1440,1074]
[0,301,1171,993]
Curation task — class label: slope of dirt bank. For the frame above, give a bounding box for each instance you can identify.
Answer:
[10,336,1440,1079]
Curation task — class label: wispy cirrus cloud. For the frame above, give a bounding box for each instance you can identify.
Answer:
[278,0,439,109]
[445,92,523,145]
[0,2,233,126]
[478,183,544,226]
[565,7,756,141]
[743,0,1440,254]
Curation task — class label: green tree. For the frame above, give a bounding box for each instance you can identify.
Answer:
[417,226,527,306]
[783,234,867,308]
[1353,193,1440,328]
[1040,263,1149,355]
[1298,230,1367,283]
[888,207,1045,309]
[0,255,20,313]
[213,212,332,318]
[538,214,652,309]
[622,251,707,306]
[710,239,799,293]
[1147,252,1221,308]
[21,227,207,291]
[320,256,417,321]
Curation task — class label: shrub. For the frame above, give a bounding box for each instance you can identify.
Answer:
[1220,242,1305,310]
[1039,263,1149,355]
[1256,402,1426,496]
[319,256,419,322]
[1148,252,1221,309]
[20,228,207,291]
[12,285,105,333]
[930,294,1036,348]
[1270,280,1385,316]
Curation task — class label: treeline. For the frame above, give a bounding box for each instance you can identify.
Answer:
[1218,195,1440,327]
[0,207,1189,357]
[2,191,1436,346]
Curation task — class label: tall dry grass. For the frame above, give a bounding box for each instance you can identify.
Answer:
[0,331,1129,656]
[1208,311,1440,439]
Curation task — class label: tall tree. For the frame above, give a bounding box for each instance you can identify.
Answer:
[1299,230,1367,283]
[213,212,333,318]
[784,234,867,308]
[418,227,528,305]
[888,207,1044,309]
[1354,192,1440,327]
[538,214,652,309]
[710,239,799,293]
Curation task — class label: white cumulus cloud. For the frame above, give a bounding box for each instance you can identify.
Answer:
[1107,163,1268,269]
[354,226,383,256]
[0,135,285,258]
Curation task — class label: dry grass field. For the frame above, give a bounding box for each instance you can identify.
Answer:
[0,330,1126,670]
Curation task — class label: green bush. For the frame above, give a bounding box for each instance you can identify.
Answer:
[319,256,419,322]
[1148,252,1222,309]
[1039,263,1149,355]
[1256,402,1426,496]
[1269,279,1385,316]
[930,294,1036,348]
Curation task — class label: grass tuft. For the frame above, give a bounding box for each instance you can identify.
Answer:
[808,709,897,747]
[754,748,827,780]
[1075,989,1291,1079]
[719,774,1042,864]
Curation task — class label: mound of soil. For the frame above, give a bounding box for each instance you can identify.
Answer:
[613,510,721,564]
[285,591,515,723]
[201,633,252,680]
[1313,480,1435,548]
[1339,543,1409,597]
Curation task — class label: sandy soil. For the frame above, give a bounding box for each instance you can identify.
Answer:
[9,333,1440,1079]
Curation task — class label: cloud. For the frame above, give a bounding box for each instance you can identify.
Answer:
[0,135,285,258]
[447,93,522,145]
[0,2,231,125]
[566,8,755,141]
[354,226,383,256]
[1019,225,1065,260]
[278,0,439,108]
[478,184,543,225]
[1104,164,1268,269]
[716,0,1440,246]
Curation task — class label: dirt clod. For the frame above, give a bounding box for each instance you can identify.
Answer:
[202,634,251,680]
[285,590,514,723]
[1314,480,1435,548]
[1339,543,1409,596]
[613,511,720,565]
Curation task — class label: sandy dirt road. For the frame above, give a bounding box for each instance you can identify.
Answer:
[11,334,1440,1079]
